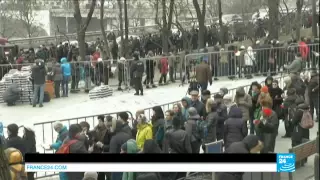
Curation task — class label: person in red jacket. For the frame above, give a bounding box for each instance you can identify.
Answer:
[299,37,309,62]
[159,54,169,85]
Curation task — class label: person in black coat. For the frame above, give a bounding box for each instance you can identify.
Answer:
[130,53,144,96]
[214,94,228,141]
[224,107,248,150]
[217,135,263,180]
[291,103,310,147]
[22,127,36,180]
[269,79,284,119]
[248,81,262,135]
[6,124,26,156]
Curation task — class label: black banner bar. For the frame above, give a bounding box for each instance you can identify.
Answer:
[25,154,276,163]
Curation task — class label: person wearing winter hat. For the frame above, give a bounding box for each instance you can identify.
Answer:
[121,139,138,180]
[130,52,144,96]
[83,172,98,180]
[258,86,273,108]
[185,107,201,153]
[254,107,279,153]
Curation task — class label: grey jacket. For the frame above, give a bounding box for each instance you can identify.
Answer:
[52,62,63,81]
[234,87,252,121]
[286,57,302,74]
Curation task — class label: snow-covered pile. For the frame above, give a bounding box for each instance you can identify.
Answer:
[0,66,33,103]
[88,85,113,100]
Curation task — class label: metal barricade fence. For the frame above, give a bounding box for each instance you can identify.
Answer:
[184,43,319,80]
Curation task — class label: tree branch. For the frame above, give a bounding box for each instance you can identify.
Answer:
[82,0,97,31]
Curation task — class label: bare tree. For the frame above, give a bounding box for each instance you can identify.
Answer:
[72,0,96,61]
[123,0,129,57]
[192,0,206,49]
[267,0,280,39]
[217,0,224,46]
[0,3,16,38]
[14,0,40,38]
[100,0,111,58]
[311,0,318,37]
[295,0,304,39]
[117,0,124,56]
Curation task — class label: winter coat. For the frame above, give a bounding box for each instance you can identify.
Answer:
[308,74,319,96]
[286,57,303,74]
[265,76,274,89]
[185,115,201,142]
[151,106,165,147]
[51,126,68,150]
[160,57,169,74]
[109,121,132,153]
[299,41,309,60]
[122,122,133,137]
[234,87,252,121]
[130,59,144,78]
[122,140,138,180]
[60,57,71,77]
[136,123,153,150]
[94,125,107,143]
[181,97,191,121]
[258,93,273,108]
[64,135,88,180]
[244,47,255,66]
[6,136,27,157]
[224,107,248,149]
[256,111,279,153]
[52,62,63,81]
[204,111,218,143]
[31,60,46,85]
[291,104,310,147]
[216,102,228,136]
[195,63,212,84]
[3,83,20,102]
[190,100,206,118]
[5,148,28,180]
[163,128,192,153]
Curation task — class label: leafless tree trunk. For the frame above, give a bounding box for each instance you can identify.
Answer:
[73,0,96,61]
[295,0,303,40]
[267,0,280,40]
[161,0,174,54]
[192,0,206,49]
[117,0,124,57]
[100,0,111,58]
[311,0,318,37]
[217,0,224,46]
[124,0,129,57]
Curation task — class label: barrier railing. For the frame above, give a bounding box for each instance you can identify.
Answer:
[184,43,319,79]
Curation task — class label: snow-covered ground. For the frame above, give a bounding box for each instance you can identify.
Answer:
[0,75,285,149]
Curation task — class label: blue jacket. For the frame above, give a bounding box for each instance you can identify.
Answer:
[51,126,68,150]
[60,57,71,77]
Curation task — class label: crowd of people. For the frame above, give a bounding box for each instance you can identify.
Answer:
[0,60,318,179]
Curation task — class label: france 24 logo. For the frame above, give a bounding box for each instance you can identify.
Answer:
[277,153,296,172]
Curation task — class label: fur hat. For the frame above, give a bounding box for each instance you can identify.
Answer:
[261,86,269,93]
[262,108,272,117]
[188,107,198,117]
[83,172,98,180]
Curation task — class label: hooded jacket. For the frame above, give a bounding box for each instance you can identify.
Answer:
[3,83,20,102]
[31,60,46,85]
[51,126,68,150]
[159,57,169,74]
[224,107,248,149]
[269,82,284,107]
[5,148,28,180]
[109,121,132,153]
[181,97,191,121]
[122,140,138,180]
[185,112,201,142]
[136,123,153,150]
[234,87,252,121]
[204,111,218,144]
[163,128,192,153]
[60,57,71,77]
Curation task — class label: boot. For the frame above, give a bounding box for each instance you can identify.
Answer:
[118,87,123,91]
[146,85,150,89]
[152,84,157,88]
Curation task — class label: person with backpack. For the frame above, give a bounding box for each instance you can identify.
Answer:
[184,107,202,153]
[224,107,248,151]
[58,124,88,180]
[5,148,27,180]
[282,88,302,138]
[213,94,228,141]
[291,102,312,147]
[203,99,218,148]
